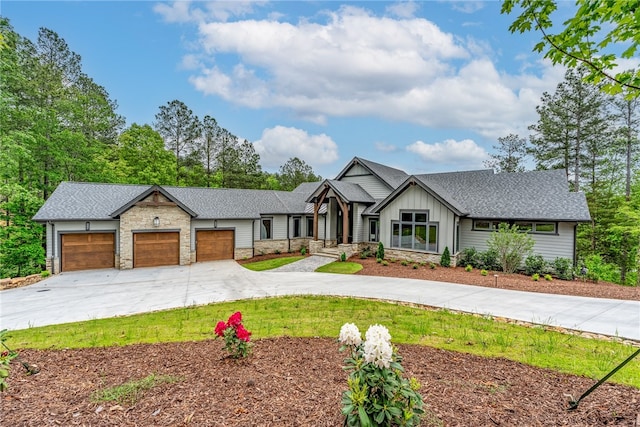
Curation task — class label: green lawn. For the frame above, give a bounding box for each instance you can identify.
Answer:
[6,296,639,388]
[315,261,363,274]
[240,256,304,271]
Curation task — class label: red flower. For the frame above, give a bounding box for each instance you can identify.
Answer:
[235,324,252,342]
[214,321,227,337]
[227,311,243,327]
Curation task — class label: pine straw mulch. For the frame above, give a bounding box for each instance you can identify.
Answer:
[3,253,639,426]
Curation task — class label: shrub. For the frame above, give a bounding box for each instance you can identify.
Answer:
[401,260,409,266]
[487,223,534,273]
[412,264,419,269]
[532,273,540,282]
[583,254,619,283]
[477,249,501,271]
[459,247,479,268]
[465,264,473,272]
[274,249,281,255]
[338,323,424,426]
[376,258,382,263]
[381,260,389,266]
[0,329,18,392]
[440,246,451,267]
[429,262,436,269]
[376,242,385,260]
[481,269,488,276]
[300,247,307,256]
[544,274,553,281]
[360,246,372,259]
[214,312,252,359]
[340,252,347,262]
[40,270,51,278]
[524,255,546,276]
[553,257,574,280]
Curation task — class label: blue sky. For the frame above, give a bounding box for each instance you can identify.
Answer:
[4,1,580,178]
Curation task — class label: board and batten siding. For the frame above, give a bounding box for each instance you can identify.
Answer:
[458,219,577,262]
[340,164,393,199]
[379,185,456,254]
[191,219,253,250]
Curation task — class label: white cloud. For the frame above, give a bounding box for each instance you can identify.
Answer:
[375,142,398,152]
[253,126,339,169]
[386,1,420,18]
[154,1,265,23]
[161,4,563,139]
[449,1,485,14]
[406,139,489,169]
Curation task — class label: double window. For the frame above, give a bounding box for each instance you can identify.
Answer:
[391,211,438,252]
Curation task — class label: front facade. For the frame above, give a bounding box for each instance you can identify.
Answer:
[34,157,591,274]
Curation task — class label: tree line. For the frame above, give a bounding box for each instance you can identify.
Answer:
[0,20,319,277]
[484,66,640,286]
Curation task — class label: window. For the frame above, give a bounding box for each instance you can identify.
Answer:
[260,218,272,240]
[306,217,314,237]
[514,222,533,232]
[534,223,556,233]
[369,219,379,242]
[473,220,502,231]
[293,217,301,238]
[391,211,438,252]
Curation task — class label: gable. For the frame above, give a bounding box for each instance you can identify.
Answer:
[338,163,393,199]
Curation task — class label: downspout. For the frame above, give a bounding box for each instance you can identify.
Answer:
[50,222,55,274]
[252,220,255,257]
[287,214,291,253]
[573,223,578,266]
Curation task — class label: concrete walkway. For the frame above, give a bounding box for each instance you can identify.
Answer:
[1,260,638,342]
[269,255,337,272]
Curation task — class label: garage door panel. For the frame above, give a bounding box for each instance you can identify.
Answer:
[196,230,234,261]
[134,232,180,268]
[62,233,115,272]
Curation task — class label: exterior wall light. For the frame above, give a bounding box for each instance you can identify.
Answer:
[153,217,160,227]
[85,221,90,231]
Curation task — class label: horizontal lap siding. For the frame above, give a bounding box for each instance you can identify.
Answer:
[459,219,576,262]
[192,220,253,249]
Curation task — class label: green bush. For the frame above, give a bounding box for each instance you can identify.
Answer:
[381,260,389,266]
[401,260,408,266]
[376,258,382,263]
[340,252,347,262]
[412,264,419,269]
[553,257,574,280]
[544,274,553,281]
[524,255,546,276]
[376,242,385,260]
[40,270,51,278]
[465,264,473,272]
[459,247,479,268]
[429,262,436,269]
[480,269,488,276]
[440,246,451,267]
[477,249,501,271]
[360,246,372,259]
[583,254,619,284]
[300,247,307,256]
[532,273,540,281]
[487,223,534,273]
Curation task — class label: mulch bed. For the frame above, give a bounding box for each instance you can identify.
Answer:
[3,337,640,426]
[3,253,639,426]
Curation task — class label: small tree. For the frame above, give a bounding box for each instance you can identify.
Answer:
[376,242,385,260]
[440,246,451,267]
[487,223,534,273]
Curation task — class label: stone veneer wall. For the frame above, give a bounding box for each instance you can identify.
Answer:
[119,194,192,269]
[383,248,451,266]
[235,248,253,260]
[254,239,289,255]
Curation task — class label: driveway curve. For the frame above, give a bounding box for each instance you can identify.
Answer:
[1,260,638,341]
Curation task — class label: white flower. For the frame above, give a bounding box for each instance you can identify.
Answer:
[365,324,391,344]
[363,336,393,368]
[339,323,362,346]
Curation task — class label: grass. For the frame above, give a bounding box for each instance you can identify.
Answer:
[315,261,363,274]
[5,296,639,388]
[90,374,181,406]
[240,256,304,271]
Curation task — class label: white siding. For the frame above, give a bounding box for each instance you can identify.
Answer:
[379,186,455,254]
[254,215,288,241]
[459,219,577,261]
[192,219,254,249]
[352,203,367,243]
[340,164,392,199]
[304,215,326,240]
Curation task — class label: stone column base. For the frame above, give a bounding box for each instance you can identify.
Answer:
[309,240,324,254]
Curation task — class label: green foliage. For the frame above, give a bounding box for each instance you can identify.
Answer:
[300,246,307,256]
[376,242,385,260]
[487,223,535,273]
[465,264,473,272]
[40,270,50,278]
[276,157,321,191]
[553,257,574,280]
[240,256,304,271]
[583,254,620,284]
[0,329,18,392]
[477,249,501,271]
[544,274,553,281]
[429,262,436,269]
[481,269,488,276]
[401,260,409,266]
[381,260,389,266]
[90,374,180,406]
[483,133,528,173]
[341,252,347,262]
[524,255,547,276]
[315,262,363,274]
[502,0,640,97]
[339,324,424,427]
[459,247,478,268]
[440,246,451,267]
[214,312,252,359]
[412,264,419,270]
[532,273,540,282]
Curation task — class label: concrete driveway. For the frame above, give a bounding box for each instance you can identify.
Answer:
[1,260,638,341]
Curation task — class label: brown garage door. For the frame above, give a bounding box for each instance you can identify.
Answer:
[61,233,115,272]
[134,232,180,268]
[196,230,234,261]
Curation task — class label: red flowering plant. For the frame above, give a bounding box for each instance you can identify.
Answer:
[214,312,252,359]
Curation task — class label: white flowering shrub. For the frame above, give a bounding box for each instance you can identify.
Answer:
[338,323,424,426]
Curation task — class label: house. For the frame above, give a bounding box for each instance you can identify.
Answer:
[33,157,591,273]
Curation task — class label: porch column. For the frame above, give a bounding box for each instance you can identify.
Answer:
[313,186,330,241]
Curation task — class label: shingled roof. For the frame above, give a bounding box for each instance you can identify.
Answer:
[336,157,408,189]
